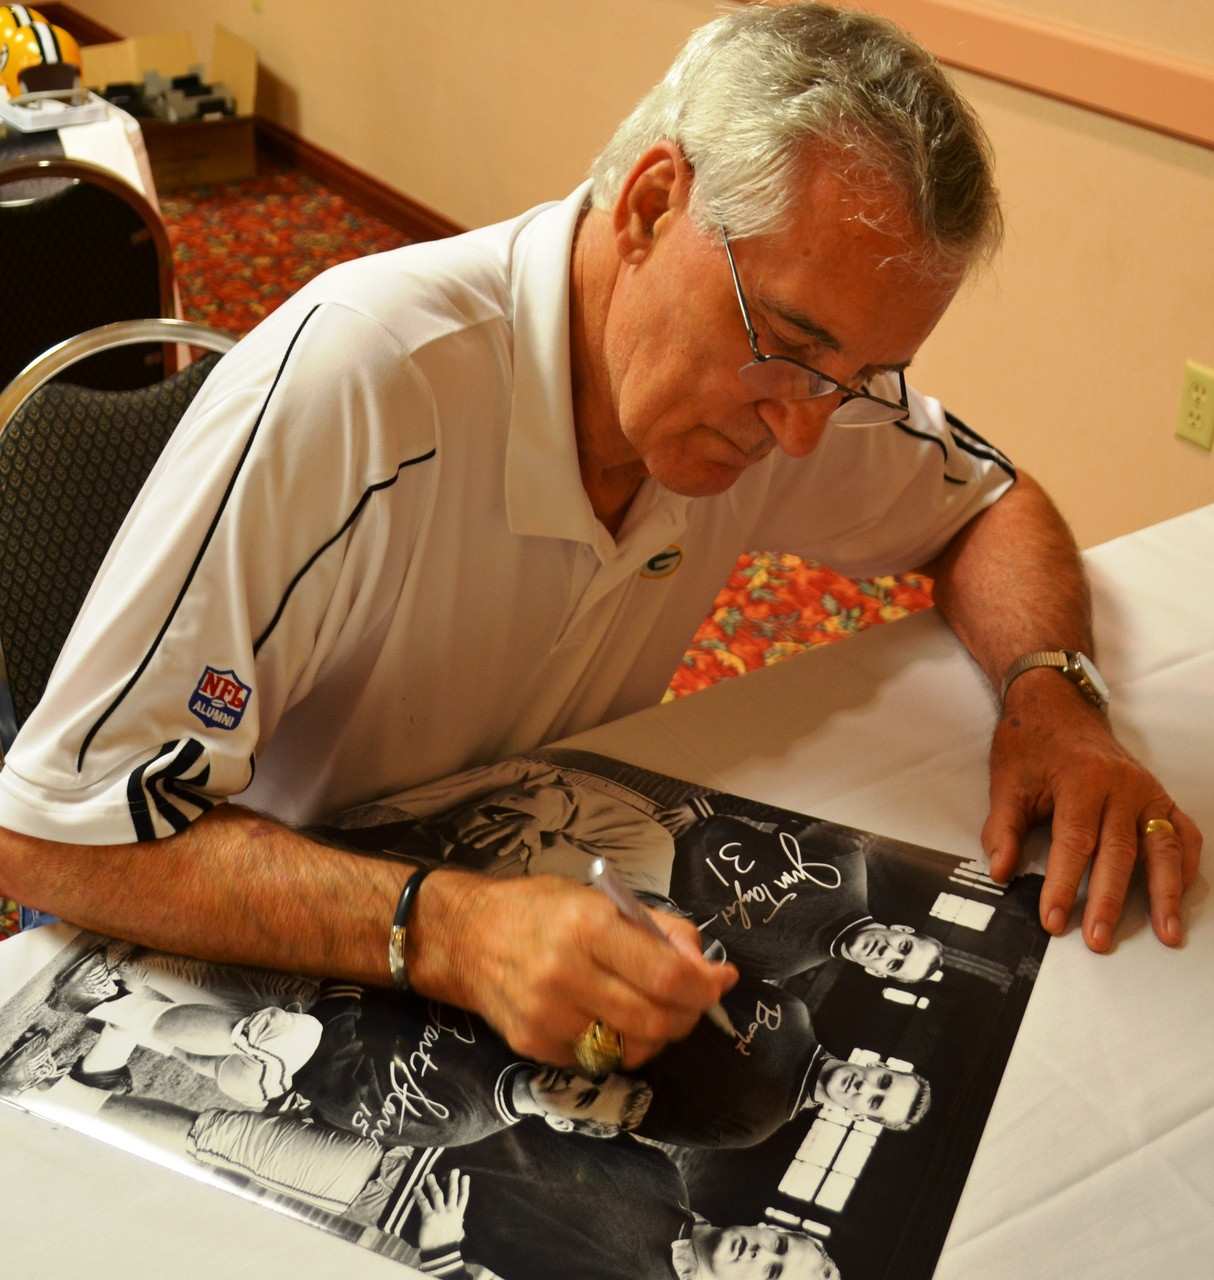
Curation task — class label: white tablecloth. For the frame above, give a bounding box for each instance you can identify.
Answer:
[1,504,1211,1277]
[58,108,158,204]
[1,103,156,203]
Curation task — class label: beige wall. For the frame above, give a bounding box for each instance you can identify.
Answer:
[72,0,721,226]
[979,0,1214,63]
[912,70,1214,546]
[75,0,1214,546]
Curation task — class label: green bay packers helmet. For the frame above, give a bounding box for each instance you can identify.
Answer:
[0,4,47,68]
[2,18,81,99]
[0,6,47,41]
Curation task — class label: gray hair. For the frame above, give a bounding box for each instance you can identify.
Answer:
[589,2,1001,276]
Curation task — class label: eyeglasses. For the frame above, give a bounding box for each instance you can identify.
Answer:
[720,227,910,427]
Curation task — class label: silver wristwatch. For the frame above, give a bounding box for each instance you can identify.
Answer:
[1001,649,1110,711]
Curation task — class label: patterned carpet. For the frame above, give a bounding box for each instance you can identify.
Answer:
[160,165,414,336]
[0,162,931,940]
[667,554,932,699]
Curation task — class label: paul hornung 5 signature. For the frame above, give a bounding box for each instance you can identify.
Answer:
[352,1003,479,1144]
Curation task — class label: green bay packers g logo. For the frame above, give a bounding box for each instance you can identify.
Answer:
[640,545,683,579]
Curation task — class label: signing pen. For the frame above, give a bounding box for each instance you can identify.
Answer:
[588,856,738,1038]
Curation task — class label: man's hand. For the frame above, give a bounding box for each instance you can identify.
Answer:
[924,470,1202,953]
[407,868,738,1069]
[984,670,1202,951]
[0,808,734,1068]
[414,1169,471,1254]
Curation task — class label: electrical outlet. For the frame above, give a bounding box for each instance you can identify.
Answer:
[1176,360,1214,450]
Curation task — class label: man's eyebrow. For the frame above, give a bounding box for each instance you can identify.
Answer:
[758,293,842,353]
[758,294,913,376]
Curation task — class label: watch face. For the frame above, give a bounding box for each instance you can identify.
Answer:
[1071,652,1110,705]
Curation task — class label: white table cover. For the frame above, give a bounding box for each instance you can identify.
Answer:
[58,106,157,204]
[1,504,1211,1277]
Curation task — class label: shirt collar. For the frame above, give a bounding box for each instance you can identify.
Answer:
[504,183,690,555]
[504,183,596,542]
[670,1237,700,1279]
[828,914,875,959]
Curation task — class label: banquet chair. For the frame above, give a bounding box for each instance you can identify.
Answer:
[0,318,237,760]
[0,156,177,392]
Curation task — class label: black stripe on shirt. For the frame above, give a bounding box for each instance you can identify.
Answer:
[379,1146,446,1236]
[252,446,435,656]
[77,307,437,774]
[126,738,214,840]
[944,409,1017,479]
[889,416,949,461]
[77,309,321,771]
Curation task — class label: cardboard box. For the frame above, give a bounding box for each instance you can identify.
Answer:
[80,25,258,189]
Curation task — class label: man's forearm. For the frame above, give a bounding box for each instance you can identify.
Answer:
[0,802,739,1066]
[924,470,1093,691]
[924,468,1201,950]
[0,805,410,983]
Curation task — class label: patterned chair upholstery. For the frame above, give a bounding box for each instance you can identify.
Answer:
[0,156,177,391]
[0,318,237,755]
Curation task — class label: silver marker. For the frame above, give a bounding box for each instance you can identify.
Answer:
[589,857,737,1039]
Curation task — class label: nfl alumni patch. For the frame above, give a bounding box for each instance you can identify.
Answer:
[189,666,252,730]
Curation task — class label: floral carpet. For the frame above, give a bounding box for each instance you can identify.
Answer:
[666,555,932,699]
[159,165,414,337]
[0,164,932,940]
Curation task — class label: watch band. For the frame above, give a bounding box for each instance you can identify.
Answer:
[1000,649,1109,710]
[388,866,435,991]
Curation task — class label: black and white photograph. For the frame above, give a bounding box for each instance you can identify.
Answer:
[0,748,1048,1280]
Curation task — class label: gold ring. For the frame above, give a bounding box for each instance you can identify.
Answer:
[573,1019,624,1078]
[1142,817,1176,838]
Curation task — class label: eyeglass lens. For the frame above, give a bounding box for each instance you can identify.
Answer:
[738,357,907,425]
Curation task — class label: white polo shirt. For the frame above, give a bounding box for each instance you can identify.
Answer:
[0,184,1014,844]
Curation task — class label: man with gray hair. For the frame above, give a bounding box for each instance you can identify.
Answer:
[0,4,1198,1078]
[590,2,1001,271]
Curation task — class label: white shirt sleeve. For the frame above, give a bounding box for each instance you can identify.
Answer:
[738,377,1016,579]
[0,299,436,844]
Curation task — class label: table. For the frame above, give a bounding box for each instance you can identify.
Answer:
[0,101,157,203]
[1,504,1211,1278]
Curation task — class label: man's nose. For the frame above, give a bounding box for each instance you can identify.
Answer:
[755,396,833,458]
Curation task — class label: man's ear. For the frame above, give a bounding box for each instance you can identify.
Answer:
[544,1114,575,1133]
[613,140,691,265]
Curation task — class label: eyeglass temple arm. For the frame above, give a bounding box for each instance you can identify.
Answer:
[719,226,763,353]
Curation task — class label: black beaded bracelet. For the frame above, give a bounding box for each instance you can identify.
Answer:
[388,866,435,991]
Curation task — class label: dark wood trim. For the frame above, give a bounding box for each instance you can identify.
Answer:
[40,3,123,46]
[255,118,463,242]
[41,5,463,235]
[772,1,1214,153]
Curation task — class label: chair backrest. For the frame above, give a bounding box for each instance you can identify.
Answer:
[0,318,238,754]
[0,156,177,392]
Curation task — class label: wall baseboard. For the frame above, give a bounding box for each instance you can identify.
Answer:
[254,119,463,241]
[43,3,464,240]
[820,0,1214,152]
[40,3,122,46]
